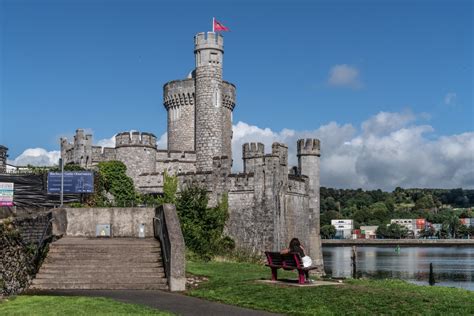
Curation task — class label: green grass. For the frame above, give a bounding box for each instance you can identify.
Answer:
[0,296,173,316]
[187,260,474,315]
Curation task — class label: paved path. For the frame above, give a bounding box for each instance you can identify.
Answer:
[27,289,282,316]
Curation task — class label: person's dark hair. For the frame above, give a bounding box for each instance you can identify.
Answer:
[289,238,300,252]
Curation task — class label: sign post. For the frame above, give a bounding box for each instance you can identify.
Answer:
[48,171,94,195]
[59,158,64,207]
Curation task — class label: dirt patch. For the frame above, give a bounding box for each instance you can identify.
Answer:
[186,274,209,289]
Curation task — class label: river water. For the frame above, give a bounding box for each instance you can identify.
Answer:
[323,246,474,291]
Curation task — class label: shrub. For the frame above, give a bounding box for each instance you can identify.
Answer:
[176,185,234,260]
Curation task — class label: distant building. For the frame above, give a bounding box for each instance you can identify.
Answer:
[360,226,378,239]
[391,218,426,237]
[0,145,8,173]
[460,218,474,227]
[391,219,415,231]
[331,219,353,239]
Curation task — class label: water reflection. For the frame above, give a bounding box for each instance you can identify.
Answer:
[323,246,474,291]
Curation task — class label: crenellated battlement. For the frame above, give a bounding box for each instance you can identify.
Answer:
[242,142,265,158]
[271,143,288,166]
[194,32,224,52]
[115,131,157,149]
[297,138,320,156]
[222,81,236,110]
[163,79,195,110]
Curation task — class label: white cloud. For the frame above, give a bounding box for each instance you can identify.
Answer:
[11,148,60,166]
[157,132,167,149]
[11,112,473,190]
[231,112,474,190]
[328,64,362,88]
[444,92,457,105]
[96,135,116,148]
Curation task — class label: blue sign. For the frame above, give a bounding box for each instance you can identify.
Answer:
[48,171,94,194]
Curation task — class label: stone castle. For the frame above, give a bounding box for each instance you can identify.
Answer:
[61,32,323,269]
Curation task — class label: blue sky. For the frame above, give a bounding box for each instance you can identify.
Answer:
[1,0,473,189]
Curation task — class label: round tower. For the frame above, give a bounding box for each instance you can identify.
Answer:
[194,31,226,171]
[163,78,196,152]
[115,131,157,182]
[297,138,323,268]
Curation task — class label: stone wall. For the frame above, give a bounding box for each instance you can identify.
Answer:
[58,207,156,238]
[0,212,53,296]
[0,224,35,296]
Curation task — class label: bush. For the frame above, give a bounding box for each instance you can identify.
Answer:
[176,185,234,261]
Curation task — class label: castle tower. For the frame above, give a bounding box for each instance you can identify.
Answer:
[163,79,195,152]
[297,139,323,268]
[0,145,8,173]
[194,32,227,171]
[115,131,157,182]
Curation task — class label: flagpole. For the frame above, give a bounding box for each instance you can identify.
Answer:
[212,17,215,32]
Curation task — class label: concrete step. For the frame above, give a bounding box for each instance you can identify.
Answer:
[29,283,169,290]
[32,276,167,284]
[43,258,162,265]
[33,237,168,291]
[44,254,162,260]
[38,263,164,270]
[39,267,164,274]
[35,271,166,279]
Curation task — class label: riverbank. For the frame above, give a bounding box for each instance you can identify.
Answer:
[187,260,474,315]
[322,239,474,246]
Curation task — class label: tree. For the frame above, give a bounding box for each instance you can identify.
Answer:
[415,194,435,210]
[159,171,178,205]
[320,225,336,239]
[376,223,408,239]
[97,161,140,206]
[320,210,342,226]
[176,186,233,260]
[370,202,389,223]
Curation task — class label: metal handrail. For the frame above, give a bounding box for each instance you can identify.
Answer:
[32,217,53,271]
[153,207,171,283]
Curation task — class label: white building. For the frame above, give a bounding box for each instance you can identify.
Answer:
[360,226,378,239]
[331,219,353,239]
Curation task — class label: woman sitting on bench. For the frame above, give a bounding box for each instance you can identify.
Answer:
[281,238,313,282]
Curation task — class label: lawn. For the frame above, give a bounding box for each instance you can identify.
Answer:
[0,296,172,316]
[187,260,474,315]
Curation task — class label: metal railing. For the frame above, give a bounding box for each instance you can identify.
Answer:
[32,216,53,272]
[153,207,171,283]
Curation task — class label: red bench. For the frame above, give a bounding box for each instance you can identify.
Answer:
[264,251,317,284]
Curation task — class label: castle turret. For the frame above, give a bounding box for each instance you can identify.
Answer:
[194,32,227,171]
[163,79,196,152]
[242,142,264,173]
[115,131,157,182]
[297,139,323,268]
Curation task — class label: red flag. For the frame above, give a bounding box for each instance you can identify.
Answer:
[213,19,229,32]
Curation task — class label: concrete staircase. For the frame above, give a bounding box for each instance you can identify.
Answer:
[30,237,167,290]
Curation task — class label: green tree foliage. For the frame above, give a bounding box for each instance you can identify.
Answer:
[96,161,140,206]
[376,223,409,239]
[320,225,336,239]
[159,172,178,205]
[415,194,436,210]
[320,210,342,226]
[176,186,234,260]
[320,187,473,227]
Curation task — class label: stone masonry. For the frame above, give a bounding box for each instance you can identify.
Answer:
[60,31,324,271]
[0,145,8,173]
